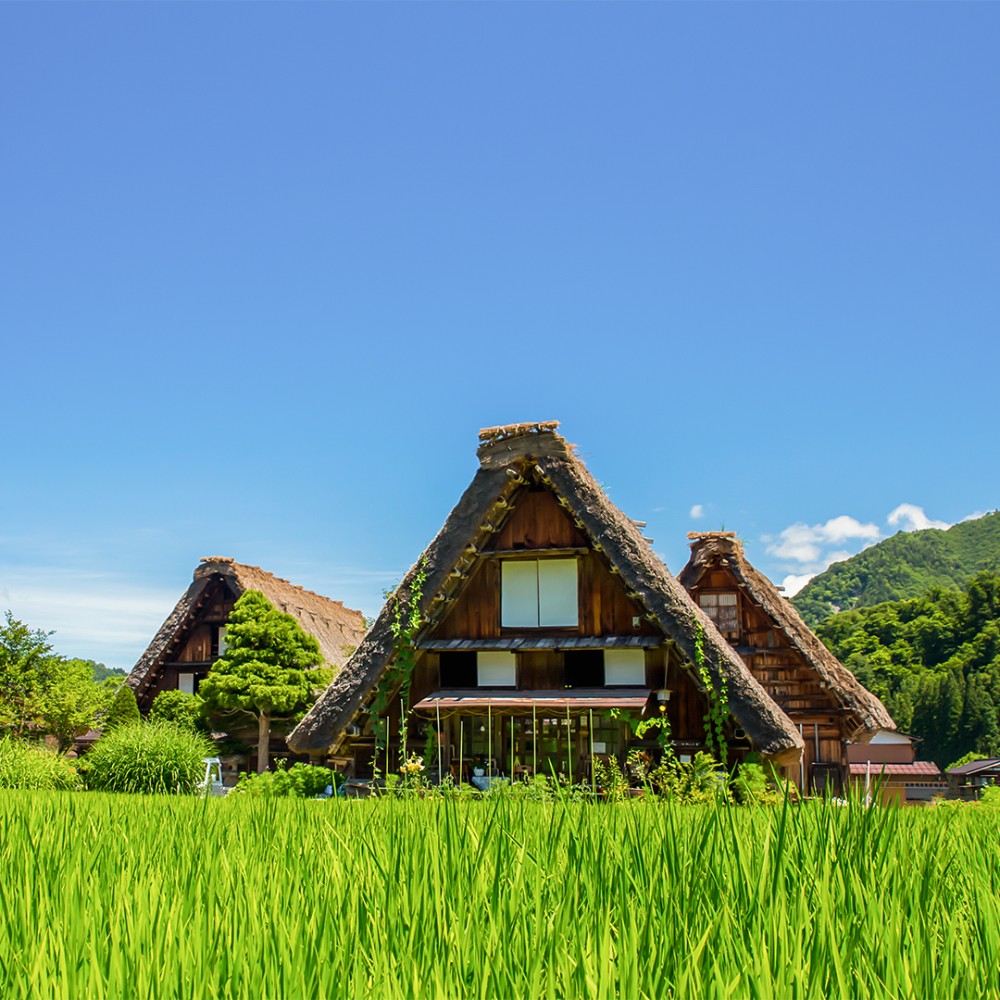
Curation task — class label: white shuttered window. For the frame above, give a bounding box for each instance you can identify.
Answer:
[604,648,646,685]
[501,559,578,628]
[477,651,517,687]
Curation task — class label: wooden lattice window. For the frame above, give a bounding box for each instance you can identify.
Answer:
[698,592,739,635]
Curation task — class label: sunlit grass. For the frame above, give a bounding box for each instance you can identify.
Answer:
[0,791,997,999]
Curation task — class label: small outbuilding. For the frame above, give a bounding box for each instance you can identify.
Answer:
[947,758,1000,800]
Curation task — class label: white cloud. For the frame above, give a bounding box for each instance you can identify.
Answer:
[0,567,178,670]
[887,504,951,533]
[765,516,880,566]
[780,574,815,598]
[961,511,988,523]
[766,502,984,598]
[689,504,704,520]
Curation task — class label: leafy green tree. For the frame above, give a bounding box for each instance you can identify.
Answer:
[103,684,141,731]
[819,572,1000,766]
[89,662,127,684]
[199,590,329,773]
[33,658,112,751]
[0,611,61,737]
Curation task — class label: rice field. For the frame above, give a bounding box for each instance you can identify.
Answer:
[1,791,998,999]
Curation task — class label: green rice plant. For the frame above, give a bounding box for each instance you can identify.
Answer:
[82,719,213,794]
[0,736,78,790]
[0,792,999,999]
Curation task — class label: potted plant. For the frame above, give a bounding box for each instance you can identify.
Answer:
[471,754,487,777]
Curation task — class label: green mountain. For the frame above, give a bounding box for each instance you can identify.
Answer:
[815,572,1000,768]
[792,511,1000,627]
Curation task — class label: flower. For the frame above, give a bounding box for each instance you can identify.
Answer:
[400,753,425,776]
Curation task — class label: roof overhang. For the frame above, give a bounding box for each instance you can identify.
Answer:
[412,687,651,713]
[416,636,662,651]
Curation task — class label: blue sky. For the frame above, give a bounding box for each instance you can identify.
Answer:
[2,4,997,668]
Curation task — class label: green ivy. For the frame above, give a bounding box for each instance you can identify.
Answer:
[695,621,729,762]
[369,559,427,776]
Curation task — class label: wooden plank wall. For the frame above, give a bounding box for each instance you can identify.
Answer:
[486,488,588,551]
[177,624,212,662]
[690,566,847,764]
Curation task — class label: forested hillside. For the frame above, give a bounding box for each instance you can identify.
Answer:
[792,512,1000,626]
[816,572,1000,768]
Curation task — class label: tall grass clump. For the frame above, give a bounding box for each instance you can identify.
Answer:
[83,719,213,794]
[0,736,78,790]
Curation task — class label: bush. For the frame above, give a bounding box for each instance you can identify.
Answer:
[149,690,209,733]
[979,784,1000,808]
[231,760,340,798]
[83,720,214,794]
[0,736,79,790]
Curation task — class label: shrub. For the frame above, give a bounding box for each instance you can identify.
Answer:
[83,720,213,794]
[648,752,729,804]
[979,785,1000,809]
[0,736,79,790]
[231,760,341,798]
[149,690,209,733]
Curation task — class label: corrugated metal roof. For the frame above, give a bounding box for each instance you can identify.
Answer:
[848,761,942,777]
[946,758,1000,776]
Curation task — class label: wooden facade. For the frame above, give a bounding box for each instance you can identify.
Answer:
[290,422,805,772]
[135,575,234,709]
[343,484,729,781]
[680,533,896,793]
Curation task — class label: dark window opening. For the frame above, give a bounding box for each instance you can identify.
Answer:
[564,650,604,688]
[440,651,478,688]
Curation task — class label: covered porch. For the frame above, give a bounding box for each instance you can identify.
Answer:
[410,688,659,784]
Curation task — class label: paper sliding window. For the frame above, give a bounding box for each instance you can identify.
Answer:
[476,651,517,687]
[698,592,739,634]
[604,648,646,686]
[501,558,578,628]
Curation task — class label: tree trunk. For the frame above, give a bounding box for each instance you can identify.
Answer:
[257,711,271,773]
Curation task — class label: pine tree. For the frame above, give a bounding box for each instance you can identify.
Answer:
[198,590,328,772]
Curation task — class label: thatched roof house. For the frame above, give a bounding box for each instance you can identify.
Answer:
[127,557,367,709]
[289,423,804,771]
[679,532,894,791]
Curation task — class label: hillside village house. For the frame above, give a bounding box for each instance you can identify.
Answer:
[291,422,826,783]
[127,557,366,772]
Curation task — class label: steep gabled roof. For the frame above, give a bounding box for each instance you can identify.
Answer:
[289,424,804,761]
[127,557,367,698]
[678,532,895,735]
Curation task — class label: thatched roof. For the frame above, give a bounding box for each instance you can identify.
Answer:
[127,557,367,698]
[678,533,895,735]
[289,424,804,762]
